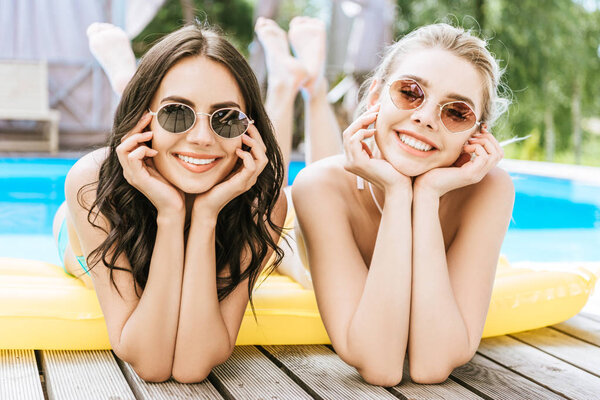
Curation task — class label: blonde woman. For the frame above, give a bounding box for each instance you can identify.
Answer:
[292,23,514,386]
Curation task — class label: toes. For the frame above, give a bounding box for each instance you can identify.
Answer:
[86,22,105,37]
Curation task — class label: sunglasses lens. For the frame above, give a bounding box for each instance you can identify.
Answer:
[441,102,477,133]
[157,104,195,133]
[389,79,425,110]
[211,109,249,138]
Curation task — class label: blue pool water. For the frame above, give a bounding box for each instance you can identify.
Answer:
[1,158,599,264]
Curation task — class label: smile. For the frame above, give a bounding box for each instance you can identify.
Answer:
[176,154,216,165]
[398,134,433,151]
[173,152,221,173]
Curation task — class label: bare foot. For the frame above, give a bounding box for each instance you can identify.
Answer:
[288,17,327,97]
[87,22,136,96]
[255,17,307,92]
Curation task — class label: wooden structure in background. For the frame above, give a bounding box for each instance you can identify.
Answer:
[0,60,60,153]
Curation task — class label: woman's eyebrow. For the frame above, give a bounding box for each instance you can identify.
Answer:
[159,98,242,111]
[160,96,195,107]
[447,92,476,109]
[210,101,242,110]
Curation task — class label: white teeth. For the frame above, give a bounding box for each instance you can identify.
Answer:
[177,154,216,165]
[399,134,433,151]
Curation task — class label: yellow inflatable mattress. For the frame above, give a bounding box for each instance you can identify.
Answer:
[0,256,597,350]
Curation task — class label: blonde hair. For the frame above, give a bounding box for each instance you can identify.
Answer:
[357,23,510,128]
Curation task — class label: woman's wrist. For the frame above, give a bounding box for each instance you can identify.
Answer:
[413,175,444,198]
[384,183,413,204]
[190,204,219,228]
[384,177,413,199]
[413,182,442,205]
[156,210,185,226]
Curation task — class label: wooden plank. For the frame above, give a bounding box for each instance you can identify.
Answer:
[211,346,312,400]
[478,335,600,399]
[552,314,600,346]
[115,357,224,400]
[581,312,600,324]
[41,350,135,400]
[452,353,564,400]
[389,360,483,400]
[512,327,600,376]
[0,350,44,400]
[262,345,397,399]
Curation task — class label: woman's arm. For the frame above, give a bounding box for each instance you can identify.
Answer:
[293,108,415,386]
[171,125,279,383]
[408,133,514,383]
[293,166,412,386]
[170,193,286,383]
[65,148,186,382]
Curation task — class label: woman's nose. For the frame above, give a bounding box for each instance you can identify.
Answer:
[410,101,440,131]
[186,115,216,145]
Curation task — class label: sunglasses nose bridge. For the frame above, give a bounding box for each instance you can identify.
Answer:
[410,96,441,131]
[185,112,216,143]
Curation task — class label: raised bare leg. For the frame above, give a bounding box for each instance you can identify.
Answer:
[288,17,342,163]
[255,17,307,182]
[87,22,136,96]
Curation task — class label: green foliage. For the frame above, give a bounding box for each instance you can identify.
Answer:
[394,0,600,166]
[132,0,254,57]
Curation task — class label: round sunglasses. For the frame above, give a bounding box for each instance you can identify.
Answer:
[387,78,481,134]
[148,103,254,139]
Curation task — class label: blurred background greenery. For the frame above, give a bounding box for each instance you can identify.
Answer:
[132,0,600,166]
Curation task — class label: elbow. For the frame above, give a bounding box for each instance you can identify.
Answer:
[171,344,233,384]
[335,341,405,387]
[172,366,212,384]
[409,364,452,384]
[409,350,474,384]
[347,352,404,387]
[134,366,172,383]
[356,363,404,387]
[409,334,477,384]
[113,346,173,383]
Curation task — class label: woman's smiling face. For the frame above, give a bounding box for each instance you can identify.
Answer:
[369,48,485,177]
[148,55,246,194]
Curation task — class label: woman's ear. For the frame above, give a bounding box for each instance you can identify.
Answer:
[366,79,382,108]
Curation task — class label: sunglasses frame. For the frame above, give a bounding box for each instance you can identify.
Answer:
[148,103,254,139]
[386,77,481,134]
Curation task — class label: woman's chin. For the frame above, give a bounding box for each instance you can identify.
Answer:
[391,161,431,178]
[169,178,216,195]
[390,156,460,177]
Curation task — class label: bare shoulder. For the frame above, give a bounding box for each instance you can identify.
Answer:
[65,148,109,207]
[462,166,515,214]
[292,155,350,203]
[475,166,514,200]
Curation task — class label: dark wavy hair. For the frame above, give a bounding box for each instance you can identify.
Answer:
[79,23,285,302]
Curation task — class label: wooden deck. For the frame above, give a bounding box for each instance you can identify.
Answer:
[2,313,600,400]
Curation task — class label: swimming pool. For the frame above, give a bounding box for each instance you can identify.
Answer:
[1,158,599,264]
